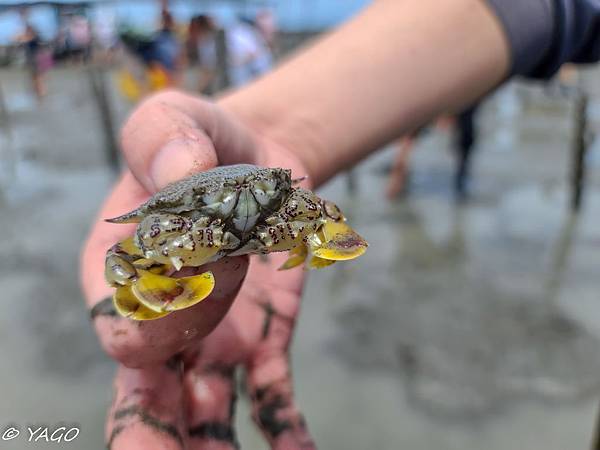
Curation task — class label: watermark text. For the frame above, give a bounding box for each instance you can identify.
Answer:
[2,424,80,444]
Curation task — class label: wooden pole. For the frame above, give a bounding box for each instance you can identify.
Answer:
[87,65,120,172]
[590,401,600,450]
[571,91,588,212]
[0,79,10,134]
[214,28,230,93]
[0,78,16,197]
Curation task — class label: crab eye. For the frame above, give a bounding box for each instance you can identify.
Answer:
[201,189,237,217]
[264,179,277,191]
[252,180,278,206]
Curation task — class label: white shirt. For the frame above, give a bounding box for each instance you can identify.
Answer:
[226,21,272,87]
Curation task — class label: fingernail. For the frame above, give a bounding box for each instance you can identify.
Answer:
[150,139,216,191]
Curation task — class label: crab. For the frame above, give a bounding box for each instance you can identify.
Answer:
[104,164,368,320]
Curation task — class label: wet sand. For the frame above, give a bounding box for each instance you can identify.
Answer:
[1,66,600,449]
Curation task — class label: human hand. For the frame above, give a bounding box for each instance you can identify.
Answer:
[81,90,316,449]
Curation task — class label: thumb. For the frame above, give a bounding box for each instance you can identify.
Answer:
[121,91,219,192]
[149,134,218,191]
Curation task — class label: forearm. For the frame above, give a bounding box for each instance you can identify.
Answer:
[219,0,509,186]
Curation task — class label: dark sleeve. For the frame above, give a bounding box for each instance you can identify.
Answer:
[486,0,600,78]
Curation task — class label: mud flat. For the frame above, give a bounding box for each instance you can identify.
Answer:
[1,66,600,449]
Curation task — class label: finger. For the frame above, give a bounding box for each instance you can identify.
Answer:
[246,353,316,450]
[184,355,239,450]
[90,256,248,368]
[107,358,187,450]
[246,252,306,302]
[120,90,259,192]
[240,283,304,446]
[236,257,313,448]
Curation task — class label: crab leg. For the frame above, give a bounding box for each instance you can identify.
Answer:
[278,218,368,271]
[247,188,369,270]
[268,191,367,270]
[278,245,309,270]
[105,237,144,287]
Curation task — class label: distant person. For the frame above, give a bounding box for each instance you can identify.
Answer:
[385,129,422,199]
[454,105,480,198]
[117,7,182,96]
[385,108,480,200]
[187,15,218,94]
[255,8,278,54]
[18,23,48,100]
[226,17,273,87]
[66,15,92,63]
[151,9,182,86]
[93,8,118,63]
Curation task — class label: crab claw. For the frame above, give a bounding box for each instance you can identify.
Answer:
[113,285,170,321]
[279,221,367,270]
[105,237,146,287]
[279,244,338,270]
[307,255,337,269]
[312,220,368,261]
[105,252,137,287]
[278,245,308,271]
[131,270,215,313]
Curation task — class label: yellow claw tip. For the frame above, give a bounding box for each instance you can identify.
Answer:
[312,241,368,261]
[313,220,368,261]
[307,255,337,269]
[113,286,170,321]
[131,270,215,314]
[278,255,307,271]
[278,245,308,271]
